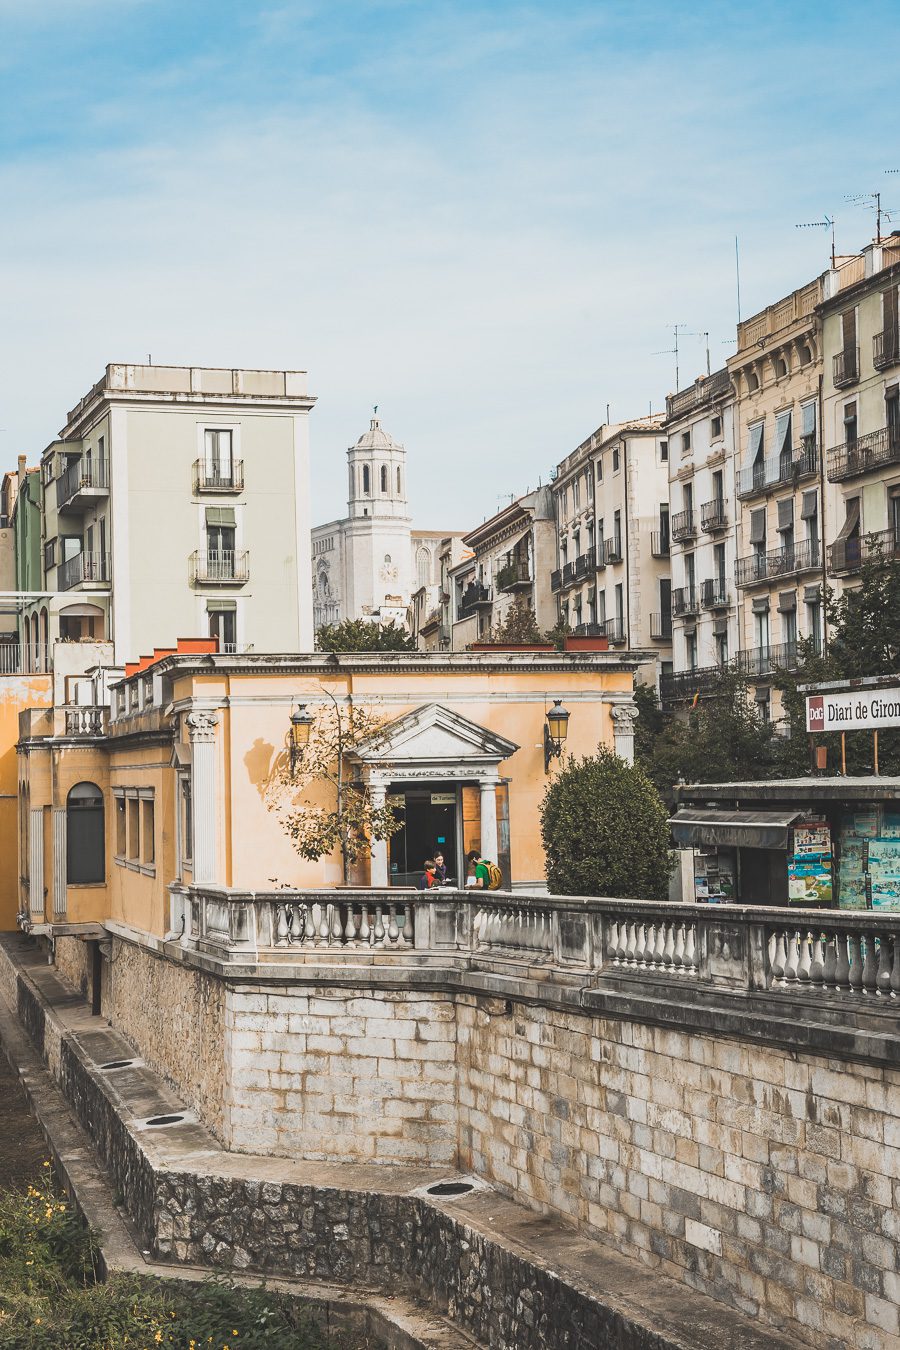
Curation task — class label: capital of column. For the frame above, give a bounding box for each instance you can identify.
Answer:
[186,710,219,743]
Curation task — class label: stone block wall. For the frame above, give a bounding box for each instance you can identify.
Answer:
[224,985,458,1164]
[53,935,93,1001]
[456,997,900,1348]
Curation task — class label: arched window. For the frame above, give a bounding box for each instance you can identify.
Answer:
[417,546,431,587]
[362,465,370,495]
[67,783,105,884]
[29,614,38,673]
[380,464,388,493]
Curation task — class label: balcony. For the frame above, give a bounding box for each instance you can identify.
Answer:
[670,509,696,542]
[562,561,576,588]
[665,368,733,419]
[603,536,623,566]
[193,459,245,493]
[651,529,670,558]
[828,528,900,576]
[571,623,607,638]
[826,426,900,482]
[650,612,672,640]
[574,548,595,579]
[833,347,860,389]
[550,569,562,593]
[735,538,820,588]
[59,551,110,591]
[601,617,625,644]
[700,578,729,609]
[873,330,900,372]
[660,666,724,705]
[736,642,800,678]
[64,706,109,737]
[457,584,492,620]
[496,559,531,592]
[672,587,699,617]
[190,550,250,585]
[56,458,110,513]
[736,445,818,499]
[700,499,727,532]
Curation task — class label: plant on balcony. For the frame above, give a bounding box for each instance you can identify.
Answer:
[314,618,416,651]
[540,747,672,900]
[264,702,402,884]
[489,597,543,644]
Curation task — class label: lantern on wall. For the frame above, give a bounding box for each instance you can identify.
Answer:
[543,699,570,772]
[289,702,314,777]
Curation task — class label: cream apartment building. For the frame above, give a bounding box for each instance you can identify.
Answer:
[663,368,738,703]
[726,279,826,721]
[820,238,900,589]
[24,364,315,665]
[454,488,557,644]
[552,418,671,658]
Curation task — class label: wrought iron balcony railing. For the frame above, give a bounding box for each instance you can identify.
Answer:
[659,666,724,704]
[833,347,860,389]
[650,612,672,640]
[457,584,492,619]
[56,458,110,512]
[826,426,900,482]
[736,642,809,677]
[672,587,699,617]
[601,617,625,643]
[603,536,623,566]
[193,459,245,493]
[190,550,250,585]
[828,528,900,576]
[651,529,670,558]
[873,330,900,371]
[700,578,729,609]
[736,445,817,499]
[670,509,696,542]
[59,551,110,590]
[735,538,820,587]
[496,559,531,591]
[700,498,727,532]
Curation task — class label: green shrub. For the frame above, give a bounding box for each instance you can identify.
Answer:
[540,748,672,899]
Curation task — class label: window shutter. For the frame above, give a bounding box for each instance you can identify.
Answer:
[777,498,794,531]
[885,285,899,339]
[746,422,764,467]
[804,584,822,603]
[205,507,236,527]
[752,596,770,614]
[206,599,237,612]
[835,498,861,541]
[712,617,728,636]
[801,403,816,439]
[842,308,857,352]
[801,489,818,520]
[749,508,767,544]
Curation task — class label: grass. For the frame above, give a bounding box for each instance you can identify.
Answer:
[0,1163,365,1350]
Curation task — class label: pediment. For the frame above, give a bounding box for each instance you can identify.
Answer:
[353,702,519,765]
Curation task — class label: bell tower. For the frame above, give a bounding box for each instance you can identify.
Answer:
[347,409,409,520]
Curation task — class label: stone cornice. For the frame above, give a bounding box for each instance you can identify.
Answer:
[153,650,646,677]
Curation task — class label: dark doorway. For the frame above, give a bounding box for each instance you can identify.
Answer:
[738,847,788,905]
[389,785,459,886]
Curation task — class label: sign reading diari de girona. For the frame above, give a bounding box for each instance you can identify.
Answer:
[806,688,900,733]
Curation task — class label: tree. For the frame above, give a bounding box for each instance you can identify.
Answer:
[635,668,780,800]
[540,747,672,899]
[315,618,416,652]
[264,698,402,883]
[489,598,545,644]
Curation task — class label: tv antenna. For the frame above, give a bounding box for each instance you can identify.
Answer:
[796,215,836,268]
[652,323,687,391]
[844,192,897,244]
[684,330,711,377]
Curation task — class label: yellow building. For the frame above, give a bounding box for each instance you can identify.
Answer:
[18,646,639,945]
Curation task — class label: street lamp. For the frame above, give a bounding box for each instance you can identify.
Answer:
[543,699,570,772]
[289,702,314,777]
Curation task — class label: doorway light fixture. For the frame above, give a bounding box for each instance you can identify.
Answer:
[544,699,570,773]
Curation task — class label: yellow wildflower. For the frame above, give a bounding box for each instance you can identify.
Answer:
[155,1334,163,1344]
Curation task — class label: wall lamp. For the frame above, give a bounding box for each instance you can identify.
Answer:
[289,702,315,777]
[543,699,570,773]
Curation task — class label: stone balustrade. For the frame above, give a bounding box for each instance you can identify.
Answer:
[168,884,900,1012]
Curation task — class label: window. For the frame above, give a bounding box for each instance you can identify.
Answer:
[66,783,104,885]
[886,386,900,448]
[807,599,822,651]
[712,469,724,505]
[783,607,797,647]
[142,799,155,865]
[614,583,624,624]
[612,447,620,472]
[380,464,388,493]
[755,609,770,651]
[573,477,581,510]
[710,417,722,440]
[683,482,693,515]
[685,632,697,671]
[596,457,603,482]
[681,430,691,455]
[142,675,153,705]
[775,410,792,468]
[42,457,54,486]
[206,510,236,577]
[204,429,234,486]
[182,780,193,863]
[715,631,728,667]
[397,466,402,495]
[684,551,696,593]
[128,798,140,861]
[208,605,236,652]
[613,509,621,551]
[659,440,668,462]
[800,402,816,453]
[713,542,726,589]
[586,468,594,502]
[115,797,126,856]
[843,401,858,448]
[362,464,370,495]
[43,540,56,570]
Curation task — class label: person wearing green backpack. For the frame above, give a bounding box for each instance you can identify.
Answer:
[466,849,502,890]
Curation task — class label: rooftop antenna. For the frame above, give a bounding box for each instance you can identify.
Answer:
[606,403,610,424]
[845,192,897,245]
[652,323,686,391]
[684,330,711,377]
[795,215,836,268]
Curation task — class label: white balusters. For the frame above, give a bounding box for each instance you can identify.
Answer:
[766,922,900,1000]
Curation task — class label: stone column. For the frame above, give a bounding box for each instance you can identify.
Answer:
[369,778,389,888]
[29,807,44,919]
[187,711,219,884]
[611,702,638,764]
[52,808,67,918]
[480,776,500,862]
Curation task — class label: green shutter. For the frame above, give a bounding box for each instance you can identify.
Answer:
[205,507,236,527]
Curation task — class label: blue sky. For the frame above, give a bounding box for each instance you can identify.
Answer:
[2,0,899,526]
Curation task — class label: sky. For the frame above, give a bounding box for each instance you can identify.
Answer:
[2,0,899,529]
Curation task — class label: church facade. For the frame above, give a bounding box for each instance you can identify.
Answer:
[311,414,462,631]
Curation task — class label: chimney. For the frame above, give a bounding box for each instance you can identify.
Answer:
[17,455,26,482]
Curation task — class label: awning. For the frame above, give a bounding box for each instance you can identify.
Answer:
[669,808,805,849]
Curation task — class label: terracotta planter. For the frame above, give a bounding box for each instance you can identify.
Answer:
[467,641,556,652]
[563,635,609,651]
